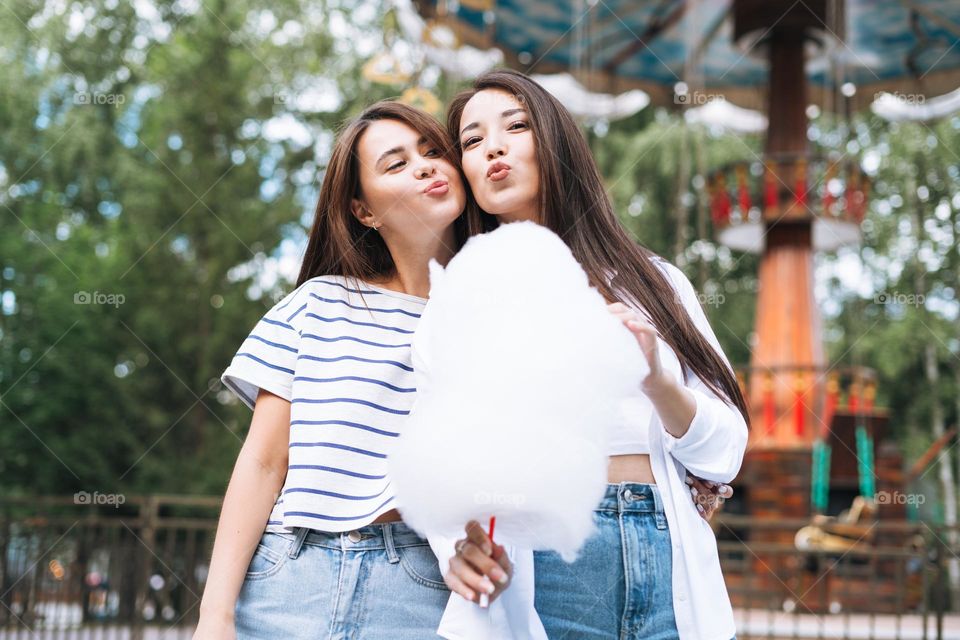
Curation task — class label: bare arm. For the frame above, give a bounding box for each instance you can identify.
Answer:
[196,388,290,631]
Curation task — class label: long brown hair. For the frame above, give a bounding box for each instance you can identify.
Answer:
[447,69,749,426]
[297,100,484,287]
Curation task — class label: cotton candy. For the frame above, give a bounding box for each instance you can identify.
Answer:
[389,221,648,561]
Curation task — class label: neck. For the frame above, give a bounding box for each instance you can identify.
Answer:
[378,227,457,298]
[496,204,538,224]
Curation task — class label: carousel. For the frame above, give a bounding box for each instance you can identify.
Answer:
[404,0,960,615]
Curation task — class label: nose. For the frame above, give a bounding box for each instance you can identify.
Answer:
[415,161,435,180]
[485,141,506,162]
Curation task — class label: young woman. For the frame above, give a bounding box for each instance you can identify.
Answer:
[193,101,485,639]
[441,69,748,640]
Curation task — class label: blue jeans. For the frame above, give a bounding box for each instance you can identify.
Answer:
[533,483,680,640]
[234,522,449,639]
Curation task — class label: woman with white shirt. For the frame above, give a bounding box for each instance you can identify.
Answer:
[441,69,749,640]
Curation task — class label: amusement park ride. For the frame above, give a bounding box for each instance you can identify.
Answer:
[407,0,960,614]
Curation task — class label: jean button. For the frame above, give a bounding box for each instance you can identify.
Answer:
[347,530,362,543]
[623,489,634,501]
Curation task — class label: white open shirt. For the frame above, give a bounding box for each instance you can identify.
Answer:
[416,257,748,640]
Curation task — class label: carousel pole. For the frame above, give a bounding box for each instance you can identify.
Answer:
[734,1,827,452]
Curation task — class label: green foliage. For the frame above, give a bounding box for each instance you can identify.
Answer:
[2,0,957,502]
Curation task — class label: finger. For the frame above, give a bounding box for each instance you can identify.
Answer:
[689,477,712,496]
[718,484,734,499]
[627,320,656,335]
[449,554,496,598]
[444,570,477,603]
[465,520,493,555]
[463,542,509,585]
[689,482,711,514]
[491,544,512,581]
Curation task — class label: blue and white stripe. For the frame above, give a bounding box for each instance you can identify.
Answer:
[221,275,426,533]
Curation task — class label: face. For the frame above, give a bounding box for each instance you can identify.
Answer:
[458,89,539,223]
[352,119,466,247]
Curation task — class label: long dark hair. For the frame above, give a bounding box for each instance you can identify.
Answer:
[446,69,749,426]
[297,100,484,287]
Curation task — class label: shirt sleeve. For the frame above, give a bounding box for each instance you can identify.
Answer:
[655,260,748,484]
[221,285,308,411]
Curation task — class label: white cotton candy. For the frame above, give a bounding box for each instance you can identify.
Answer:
[389,221,648,561]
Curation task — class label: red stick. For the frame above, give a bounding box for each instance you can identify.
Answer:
[488,516,496,545]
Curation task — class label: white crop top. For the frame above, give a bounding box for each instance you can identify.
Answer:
[606,258,723,456]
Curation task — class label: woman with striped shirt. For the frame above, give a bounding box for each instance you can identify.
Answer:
[193,101,485,639]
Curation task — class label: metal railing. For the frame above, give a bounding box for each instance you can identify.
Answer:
[1,497,956,639]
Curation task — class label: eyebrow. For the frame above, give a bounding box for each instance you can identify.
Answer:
[459,108,528,138]
[376,136,429,167]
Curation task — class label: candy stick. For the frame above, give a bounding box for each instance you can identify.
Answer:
[479,516,497,609]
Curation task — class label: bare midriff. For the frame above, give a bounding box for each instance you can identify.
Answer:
[372,508,403,523]
[607,454,655,484]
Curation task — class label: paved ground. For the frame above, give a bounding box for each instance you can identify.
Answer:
[1,610,959,639]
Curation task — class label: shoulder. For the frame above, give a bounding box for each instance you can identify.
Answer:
[263,275,357,326]
[648,256,695,298]
[298,274,375,297]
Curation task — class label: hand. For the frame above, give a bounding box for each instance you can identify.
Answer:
[608,302,671,394]
[443,520,512,607]
[193,610,236,640]
[686,475,734,521]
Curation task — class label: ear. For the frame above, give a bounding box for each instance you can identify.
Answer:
[351,198,377,229]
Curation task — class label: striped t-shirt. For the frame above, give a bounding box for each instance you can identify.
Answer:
[221,274,426,533]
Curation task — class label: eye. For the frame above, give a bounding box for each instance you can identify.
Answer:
[387,159,405,171]
[508,121,528,131]
[462,136,480,149]
[425,148,441,157]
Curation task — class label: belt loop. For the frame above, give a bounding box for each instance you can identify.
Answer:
[382,524,400,564]
[288,527,309,559]
[651,486,668,530]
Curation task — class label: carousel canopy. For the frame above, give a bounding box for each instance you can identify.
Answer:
[414,0,960,113]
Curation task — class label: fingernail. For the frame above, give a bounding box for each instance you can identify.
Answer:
[492,569,508,585]
[690,487,699,497]
[482,543,492,556]
[697,504,705,514]
[684,477,693,485]
[479,593,489,609]
[481,577,496,594]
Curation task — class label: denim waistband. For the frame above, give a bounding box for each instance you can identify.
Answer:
[275,521,430,558]
[596,482,664,515]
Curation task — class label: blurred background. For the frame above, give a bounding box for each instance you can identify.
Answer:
[1,0,960,637]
